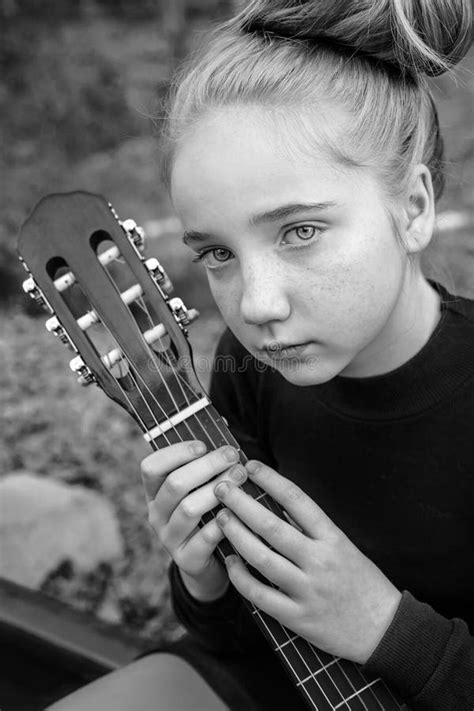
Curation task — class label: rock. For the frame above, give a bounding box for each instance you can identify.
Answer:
[0,472,124,589]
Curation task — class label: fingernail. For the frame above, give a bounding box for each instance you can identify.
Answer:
[246,460,261,475]
[223,447,238,463]
[190,441,207,456]
[215,481,229,498]
[229,464,246,484]
[225,554,238,567]
[216,509,230,526]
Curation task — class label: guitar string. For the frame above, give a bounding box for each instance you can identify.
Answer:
[129,293,350,708]
[122,322,380,710]
[259,489,381,707]
[246,491,363,710]
[131,295,346,707]
[103,334,392,711]
[89,269,395,710]
[88,320,392,711]
[92,336,325,709]
[101,307,336,711]
[134,292,218,449]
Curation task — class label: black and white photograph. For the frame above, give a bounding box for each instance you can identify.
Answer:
[1,1,473,709]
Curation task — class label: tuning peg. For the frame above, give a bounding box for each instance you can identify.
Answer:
[168,297,199,328]
[22,277,49,309]
[145,257,174,295]
[69,355,96,386]
[121,218,146,252]
[45,316,72,346]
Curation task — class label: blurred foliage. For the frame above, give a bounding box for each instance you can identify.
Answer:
[0,0,232,306]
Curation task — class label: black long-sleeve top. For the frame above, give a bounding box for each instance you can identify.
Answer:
[170,280,474,710]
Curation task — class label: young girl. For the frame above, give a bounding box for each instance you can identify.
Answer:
[48,1,473,709]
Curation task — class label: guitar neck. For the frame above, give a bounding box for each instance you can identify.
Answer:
[17,192,409,711]
[145,405,408,711]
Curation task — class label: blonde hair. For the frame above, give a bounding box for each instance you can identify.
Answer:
[160,0,472,208]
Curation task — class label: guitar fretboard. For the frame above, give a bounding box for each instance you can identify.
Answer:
[151,406,408,711]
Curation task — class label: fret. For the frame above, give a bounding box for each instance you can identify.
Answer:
[354,684,392,711]
[333,680,380,709]
[311,659,370,702]
[257,614,295,646]
[295,657,339,683]
[142,404,407,711]
[333,661,399,711]
[274,633,299,650]
[344,696,367,711]
[335,659,380,698]
[358,680,405,710]
[276,639,352,708]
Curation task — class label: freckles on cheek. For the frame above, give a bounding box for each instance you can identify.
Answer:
[209,280,239,321]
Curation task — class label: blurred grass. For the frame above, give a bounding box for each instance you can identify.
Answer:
[0,3,472,641]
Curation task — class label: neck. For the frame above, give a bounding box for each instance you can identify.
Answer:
[341,271,441,379]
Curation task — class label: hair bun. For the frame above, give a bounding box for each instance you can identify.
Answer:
[235,0,472,77]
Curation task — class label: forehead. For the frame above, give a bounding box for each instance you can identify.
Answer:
[170,105,364,223]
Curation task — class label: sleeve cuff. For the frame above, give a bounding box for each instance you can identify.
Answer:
[361,590,454,697]
[169,561,241,621]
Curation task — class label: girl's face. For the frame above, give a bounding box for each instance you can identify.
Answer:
[171,107,414,386]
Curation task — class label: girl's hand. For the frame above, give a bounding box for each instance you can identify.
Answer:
[214,460,402,664]
[141,441,247,602]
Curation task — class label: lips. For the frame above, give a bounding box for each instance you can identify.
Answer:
[257,342,311,359]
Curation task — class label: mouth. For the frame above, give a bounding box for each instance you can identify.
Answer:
[257,341,312,359]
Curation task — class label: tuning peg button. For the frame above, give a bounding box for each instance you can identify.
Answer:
[69,355,96,386]
[122,218,146,252]
[22,277,48,309]
[169,297,198,328]
[45,316,72,346]
[145,257,174,295]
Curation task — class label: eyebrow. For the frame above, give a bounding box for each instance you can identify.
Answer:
[182,201,337,246]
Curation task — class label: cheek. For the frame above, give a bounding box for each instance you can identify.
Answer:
[300,219,405,329]
[208,275,241,322]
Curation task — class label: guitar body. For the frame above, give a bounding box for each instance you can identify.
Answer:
[18,192,410,711]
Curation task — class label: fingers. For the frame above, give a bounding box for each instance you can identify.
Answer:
[224,554,297,622]
[246,461,335,540]
[214,480,306,564]
[142,442,240,519]
[174,518,225,575]
[163,463,247,551]
[140,440,209,502]
[215,507,303,593]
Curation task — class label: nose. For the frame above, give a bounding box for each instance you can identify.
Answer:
[239,260,291,326]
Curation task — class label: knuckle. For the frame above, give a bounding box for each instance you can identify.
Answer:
[201,522,218,544]
[256,551,271,571]
[164,475,185,498]
[261,515,280,537]
[179,499,197,519]
[284,483,304,503]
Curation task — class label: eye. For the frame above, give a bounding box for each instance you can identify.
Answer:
[192,247,233,269]
[282,224,322,245]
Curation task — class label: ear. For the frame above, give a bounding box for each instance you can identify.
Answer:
[402,164,435,254]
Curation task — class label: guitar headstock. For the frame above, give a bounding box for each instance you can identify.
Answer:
[18,192,207,440]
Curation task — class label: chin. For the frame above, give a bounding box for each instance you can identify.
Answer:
[268,357,338,387]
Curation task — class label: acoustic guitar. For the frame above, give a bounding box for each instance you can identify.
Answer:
[18,191,410,711]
